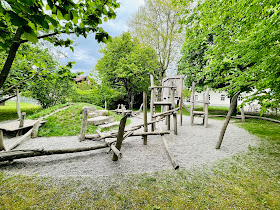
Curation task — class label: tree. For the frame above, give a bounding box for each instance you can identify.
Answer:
[26,62,76,108]
[0,44,58,98]
[94,32,160,109]
[128,0,183,84]
[177,0,280,111]
[0,0,120,89]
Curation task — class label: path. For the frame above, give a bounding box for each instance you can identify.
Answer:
[0,114,257,178]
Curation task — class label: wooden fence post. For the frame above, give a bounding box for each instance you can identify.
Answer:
[0,130,5,151]
[143,92,148,145]
[17,112,26,136]
[31,121,40,138]
[79,107,88,142]
[112,115,128,161]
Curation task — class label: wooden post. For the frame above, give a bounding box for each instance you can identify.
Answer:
[240,106,245,123]
[171,85,177,134]
[173,112,177,135]
[150,75,155,131]
[79,107,88,142]
[112,115,128,161]
[216,93,239,149]
[143,92,148,145]
[121,104,125,116]
[19,112,26,128]
[190,82,195,125]
[0,130,5,151]
[31,121,40,138]
[204,87,209,128]
[17,112,26,136]
[105,101,107,110]
[16,87,21,119]
[180,77,183,126]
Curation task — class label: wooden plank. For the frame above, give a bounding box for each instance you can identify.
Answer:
[149,86,177,89]
[0,120,46,132]
[98,121,120,129]
[112,115,128,161]
[153,107,180,118]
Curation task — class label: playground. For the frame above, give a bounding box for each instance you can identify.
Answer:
[0,112,257,177]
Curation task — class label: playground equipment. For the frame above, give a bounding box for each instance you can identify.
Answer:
[149,75,184,134]
[189,82,210,128]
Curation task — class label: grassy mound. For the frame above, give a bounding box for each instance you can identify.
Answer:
[36,103,127,137]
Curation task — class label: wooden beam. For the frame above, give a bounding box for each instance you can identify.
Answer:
[158,123,179,170]
[31,121,40,138]
[153,107,180,118]
[143,92,148,145]
[6,129,32,151]
[216,93,239,149]
[112,115,127,161]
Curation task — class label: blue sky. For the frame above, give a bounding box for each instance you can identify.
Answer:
[58,0,145,76]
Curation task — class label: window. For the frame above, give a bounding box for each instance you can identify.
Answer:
[208,95,211,101]
[221,94,225,101]
[238,96,242,101]
[195,95,198,100]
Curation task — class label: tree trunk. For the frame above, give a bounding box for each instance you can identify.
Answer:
[230,95,238,116]
[0,28,23,89]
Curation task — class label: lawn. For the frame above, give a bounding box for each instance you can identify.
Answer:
[0,101,41,122]
[0,116,279,208]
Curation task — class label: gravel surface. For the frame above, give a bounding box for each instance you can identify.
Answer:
[0,114,257,177]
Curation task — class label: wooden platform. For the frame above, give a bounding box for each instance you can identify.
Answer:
[0,120,46,132]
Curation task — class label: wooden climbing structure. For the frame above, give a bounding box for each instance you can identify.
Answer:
[190,82,210,128]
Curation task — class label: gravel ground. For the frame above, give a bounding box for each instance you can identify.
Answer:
[0,114,257,178]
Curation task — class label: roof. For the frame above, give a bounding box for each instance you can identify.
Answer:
[74,76,88,82]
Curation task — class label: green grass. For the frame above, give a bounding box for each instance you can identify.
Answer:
[37,103,130,137]
[0,101,40,122]
[0,118,279,208]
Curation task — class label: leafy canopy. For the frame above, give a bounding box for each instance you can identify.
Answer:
[177,0,279,110]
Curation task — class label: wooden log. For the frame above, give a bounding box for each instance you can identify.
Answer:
[112,115,128,161]
[158,123,179,170]
[0,144,110,162]
[31,121,40,138]
[149,85,177,89]
[105,101,107,110]
[133,131,170,136]
[143,92,148,145]
[153,107,180,118]
[0,130,5,151]
[216,92,239,149]
[6,129,32,151]
[79,107,88,142]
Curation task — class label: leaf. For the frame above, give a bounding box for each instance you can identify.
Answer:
[23,32,38,43]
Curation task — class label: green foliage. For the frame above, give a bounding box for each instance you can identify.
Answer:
[0,0,120,89]
[26,63,77,108]
[0,101,40,121]
[0,119,279,208]
[94,32,160,108]
[177,0,280,108]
